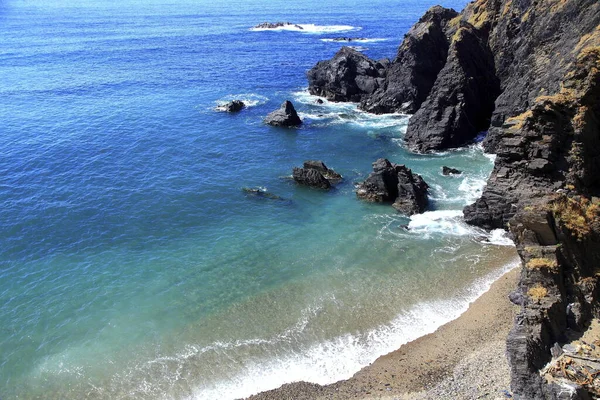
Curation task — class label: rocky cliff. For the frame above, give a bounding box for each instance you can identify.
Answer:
[309,0,600,398]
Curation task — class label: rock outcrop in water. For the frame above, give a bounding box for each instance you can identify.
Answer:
[307,47,388,102]
[309,6,499,152]
[265,101,302,127]
[254,22,303,30]
[292,160,342,189]
[356,158,428,215]
[404,22,500,152]
[217,100,245,113]
[360,6,458,115]
[442,166,462,175]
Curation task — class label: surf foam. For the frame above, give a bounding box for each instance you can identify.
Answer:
[189,258,520,400]
[250,24,358,34]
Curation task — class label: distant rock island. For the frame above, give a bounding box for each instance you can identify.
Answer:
[328,37,368,42]
[308,0,600,398]
[253,22,303,30]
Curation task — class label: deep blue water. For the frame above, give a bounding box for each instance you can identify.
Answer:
[0,1,518,399]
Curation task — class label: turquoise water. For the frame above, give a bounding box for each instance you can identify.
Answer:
[0,1,518,399]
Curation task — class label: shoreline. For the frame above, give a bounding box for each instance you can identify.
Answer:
[247,264,520,400]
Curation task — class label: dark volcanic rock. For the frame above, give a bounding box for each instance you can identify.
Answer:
[356,158,428,215]
[292,168,331,189]
[464,49,600,229]
[442,166,462,175]
[292,160,342,189]
[506,196,600,399]
[360,6,458,114]
[404,23,500,152]
[307,47,388,102]
[265,101,302,127]
[218,100,245,112]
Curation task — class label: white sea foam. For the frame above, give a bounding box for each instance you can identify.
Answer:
[189,259,520,400]
[407,210,475,237]
[250,24,358,34]
[293,90,409,132]
[484,229,515,246]
[320,38,387,43]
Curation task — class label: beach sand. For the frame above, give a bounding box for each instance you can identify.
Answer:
[247,267,520,400]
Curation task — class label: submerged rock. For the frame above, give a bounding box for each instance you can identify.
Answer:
[292,160,342,189]
[242,187,285,201]
[217,100,245,113]
[265,101,302,127]
[307,47,388,102]
[329,37,368,42]
[442,166,462,175]
[356,158,428,215]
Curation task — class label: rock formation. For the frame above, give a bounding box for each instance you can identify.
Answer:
[452,0,600,398]
[404,22,500,152]
[292,161,342,189]
[218,100,245,112]
[442,166,462,175]
[254,22,303,30]
[356,158,428,215]
[307,47,388,102]
[265,101,302,127]
[308,6,499,152]
[360,6,458,114]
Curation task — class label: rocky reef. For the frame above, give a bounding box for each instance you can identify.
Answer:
[356,158,428,215]
[308,0,600,397]
[265,100,302,127]
[292,160,342,189]
[216,100,245,112]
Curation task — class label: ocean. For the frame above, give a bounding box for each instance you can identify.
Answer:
[0,0,518,399]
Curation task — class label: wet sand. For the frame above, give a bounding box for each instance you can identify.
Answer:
[247,267,520,400]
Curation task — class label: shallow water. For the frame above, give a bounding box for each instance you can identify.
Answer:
[0,1,518,399]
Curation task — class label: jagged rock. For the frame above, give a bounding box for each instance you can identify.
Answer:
[360,6,458,114]
[218,100,245,112]
[292,168,331,189]
[356,158,428,215]
[307,47,388,102]
[315,98,324,104]
[464,49,600,229]
[404,23,500,152]
[254,22,303,30]
[442,166,462,175]
[265,101,302,127]
[292,161,342,189]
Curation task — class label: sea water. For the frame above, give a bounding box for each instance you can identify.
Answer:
[0,1,518,399]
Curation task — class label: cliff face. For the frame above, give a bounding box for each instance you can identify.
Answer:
[459,1,600,396]
[308,0,600,398]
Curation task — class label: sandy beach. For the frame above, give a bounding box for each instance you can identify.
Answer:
[247,267,520,400]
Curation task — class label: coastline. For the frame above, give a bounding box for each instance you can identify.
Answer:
[247,263,520,400]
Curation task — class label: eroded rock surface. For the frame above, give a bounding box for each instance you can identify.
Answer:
[360,6,458,114]
[307,47,388,103]
[356,158,428,215]
[292,161,342,189]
